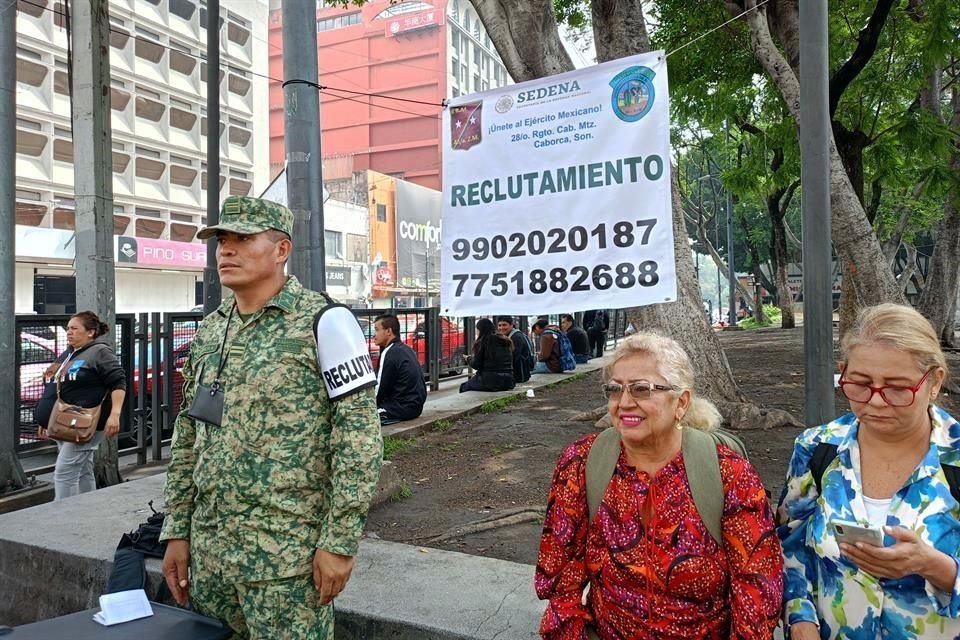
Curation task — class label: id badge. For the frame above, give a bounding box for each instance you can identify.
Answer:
[187,382,225,427]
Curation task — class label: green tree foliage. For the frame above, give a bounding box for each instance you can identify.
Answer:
[554,0,959,298]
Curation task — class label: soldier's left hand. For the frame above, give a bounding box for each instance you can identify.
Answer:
[313,549,354,605]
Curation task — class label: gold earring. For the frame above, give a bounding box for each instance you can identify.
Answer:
[675,417,683,431]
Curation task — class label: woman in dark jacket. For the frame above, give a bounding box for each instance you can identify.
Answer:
[459,318,515,393]
[37,311,126,500]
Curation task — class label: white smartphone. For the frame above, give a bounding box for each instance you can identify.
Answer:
[830,520,884,547]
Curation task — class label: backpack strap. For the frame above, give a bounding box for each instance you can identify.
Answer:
[682,428,725,547]
[809,442,839,496]
[941,464,960,506]
[810,441,960,505]
[585,427,621,524]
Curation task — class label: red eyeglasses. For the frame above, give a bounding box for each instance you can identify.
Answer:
[838,367,936,407]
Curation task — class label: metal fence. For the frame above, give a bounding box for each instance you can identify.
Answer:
[13,307,630,461]
[13,307,473,458]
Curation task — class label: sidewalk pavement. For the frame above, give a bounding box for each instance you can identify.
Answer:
[20,355,611,483]
[382,355,609,439]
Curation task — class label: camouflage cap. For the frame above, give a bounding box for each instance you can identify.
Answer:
[196,196,293,240]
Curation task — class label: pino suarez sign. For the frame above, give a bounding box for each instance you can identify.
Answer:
[440,51,676,316]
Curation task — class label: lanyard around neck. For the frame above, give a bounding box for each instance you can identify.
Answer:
[213,303,237,385]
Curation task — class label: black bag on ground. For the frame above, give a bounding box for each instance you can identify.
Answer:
[106,502,170,596]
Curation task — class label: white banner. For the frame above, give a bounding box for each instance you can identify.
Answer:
[440,51,676,316]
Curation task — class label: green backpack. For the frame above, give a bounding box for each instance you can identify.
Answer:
[585,426,748,546]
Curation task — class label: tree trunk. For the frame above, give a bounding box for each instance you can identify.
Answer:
[942,288,958,347]
[833,124,869,207]
[94,436,121,488]
[736,0,905,337]
[471,0,799,430]
[916,91,960,340]
[770,216,795,328]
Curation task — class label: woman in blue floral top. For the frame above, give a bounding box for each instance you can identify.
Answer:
[778,303,960,639]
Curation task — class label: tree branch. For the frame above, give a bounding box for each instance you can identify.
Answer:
[829,0,897,117]
[470,0,574,82]
[780,179,801,218]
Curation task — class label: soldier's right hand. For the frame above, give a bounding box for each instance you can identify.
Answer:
[162,539,191,606]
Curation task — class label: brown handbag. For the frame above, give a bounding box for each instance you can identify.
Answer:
[46,364,105,444]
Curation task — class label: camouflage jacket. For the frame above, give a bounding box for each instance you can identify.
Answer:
[160,276,383,581]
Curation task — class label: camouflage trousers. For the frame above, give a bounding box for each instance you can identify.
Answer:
[191,568,333,640]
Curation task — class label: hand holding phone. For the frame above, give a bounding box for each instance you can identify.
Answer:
[831,520,884,547]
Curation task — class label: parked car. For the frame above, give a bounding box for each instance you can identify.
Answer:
[124,330,194,447]
[365,314,466,377]
[18,332,61,441]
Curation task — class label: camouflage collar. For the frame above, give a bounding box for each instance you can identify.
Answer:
[266,276,302,313]
[216,276,302,317]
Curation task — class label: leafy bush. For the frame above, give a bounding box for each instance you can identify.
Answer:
[737,304,783,329]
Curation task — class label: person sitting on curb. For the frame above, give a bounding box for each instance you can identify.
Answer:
[560,314,591,364]
[532,319,566,374]
[373,314,427,426]
[497,316,535,383]
[459,318,515,393]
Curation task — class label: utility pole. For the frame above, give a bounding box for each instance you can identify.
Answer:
[0,0,27,492]
[282,1,325,290]
[725,120,737,327]
[202,0,222,315]
[800,0,835,424]
[72,0,121,487]
[72,0,116,330]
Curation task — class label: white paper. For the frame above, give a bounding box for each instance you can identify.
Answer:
[92,589,153,626]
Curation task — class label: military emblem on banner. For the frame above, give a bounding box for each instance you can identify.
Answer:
[609,66,656,123]
[450,101,483,150]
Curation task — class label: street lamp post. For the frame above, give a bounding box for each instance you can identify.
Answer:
[698,173,737,325]
[724,120,737,327]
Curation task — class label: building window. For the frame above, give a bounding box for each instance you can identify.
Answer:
[317,12,360,32]
[373,2,433,19]
[16,117,42,131]
[451,28,458,50]
[135,146,162,159]
[376,204,386,222]
[325,230,343,258]
[451,56,458,75]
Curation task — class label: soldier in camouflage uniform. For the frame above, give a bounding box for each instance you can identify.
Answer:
[160,196,383,639]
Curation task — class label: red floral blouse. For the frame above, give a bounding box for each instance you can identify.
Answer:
[535,433,783,639]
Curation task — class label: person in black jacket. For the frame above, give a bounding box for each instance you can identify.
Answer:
[560,314,591,364]
[373,314,426,425]
[460,318,515,393]
[496,316,534,383]
[37,310,126,500]
[583,309,610,358]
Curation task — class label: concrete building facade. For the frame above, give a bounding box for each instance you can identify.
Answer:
[267,0,511,204]
[14,0,269,313]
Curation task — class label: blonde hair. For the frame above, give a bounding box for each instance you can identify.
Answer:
[841,303,947,375]
[604,332,721,431]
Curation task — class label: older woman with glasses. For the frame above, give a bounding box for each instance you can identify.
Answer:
[778,303,960,639]
[536,332,783,639]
